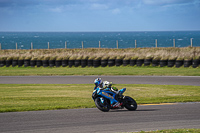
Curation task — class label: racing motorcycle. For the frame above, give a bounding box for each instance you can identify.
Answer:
[92,87,137,112]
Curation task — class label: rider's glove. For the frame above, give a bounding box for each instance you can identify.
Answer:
[111,87,119,94]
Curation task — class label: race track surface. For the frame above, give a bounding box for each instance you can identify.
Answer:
[0,76,200,86]
[0,103,200,133]
[0,76,200,132]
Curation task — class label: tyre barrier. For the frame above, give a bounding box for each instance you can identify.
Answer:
[130,59,136,66]
[62,60,68,67]
[192,59,200,68]
[74,60,81,67]
[81,59,87,67]
[93,60,101,67]
[115,59,123,66]
[18,60,24,67]
[42,60,49,67]
[144,59,152,66]
[6,60,12,67]
[30,60,36,67]
[37,60,42,67]
[87,60,93,67]
[49,60,55,67]
[136,59,144,66]
[123,60,130,66]
[101,60,108,67]
[160,60,168,67]
[108,59,115,67]
[55,60,62,67]
[0,60,6,67]
[184,60,192,67]
[175,60,184,68]
[68,60,75,67]
[0,58,199,68]
[12,60,18,67]
[168,60,176,67]
[24,59,30,67]
[152,60,159,67]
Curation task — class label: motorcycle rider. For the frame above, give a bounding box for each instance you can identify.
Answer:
[94,78,126,108]
[94,78,126,95]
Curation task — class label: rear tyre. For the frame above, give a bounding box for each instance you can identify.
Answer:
[124,96,137,111]
[95,97,110,112]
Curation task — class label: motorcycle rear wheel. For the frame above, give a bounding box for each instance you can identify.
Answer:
[95,97,110,112]
[124,96,137,111]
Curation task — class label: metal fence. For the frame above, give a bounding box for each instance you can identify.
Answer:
[0,38,196,50]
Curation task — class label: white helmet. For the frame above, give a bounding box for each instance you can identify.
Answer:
[103,81,112,88]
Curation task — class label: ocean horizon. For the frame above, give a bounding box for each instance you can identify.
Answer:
[0,31,200,49]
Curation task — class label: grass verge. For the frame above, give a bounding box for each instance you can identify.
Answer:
[0,84,199,113]
[131,129,200,133]
[0,66,200,76]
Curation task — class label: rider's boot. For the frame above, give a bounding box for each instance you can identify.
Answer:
[119,88,126,94]
[118,88,126,98]
[112,88,126,108]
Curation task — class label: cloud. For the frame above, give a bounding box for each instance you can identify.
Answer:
[90,3,108,10]
[0,0,40,7]
[49,6,63,13]
[111,8,121,14]
[0,0,138,13]
[1,0,197,10]
[142,0,196,6]
[0,0,78,8]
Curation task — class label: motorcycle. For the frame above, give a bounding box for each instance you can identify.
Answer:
[92,87,137,112]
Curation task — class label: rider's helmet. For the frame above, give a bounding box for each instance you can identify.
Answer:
[94,78,103,87]
[103,81,112,88]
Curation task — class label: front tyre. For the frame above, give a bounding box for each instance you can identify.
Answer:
[124,96,137,111]
[95,97,110,112]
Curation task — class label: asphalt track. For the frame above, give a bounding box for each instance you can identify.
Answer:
[0,76,200,132]
[0,75,200,86]
[0,103,200,133]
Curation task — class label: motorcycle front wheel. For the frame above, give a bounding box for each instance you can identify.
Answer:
[124,96,137,111]
[95,97,110,112]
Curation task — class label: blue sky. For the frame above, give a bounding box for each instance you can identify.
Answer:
[0,0,200,32]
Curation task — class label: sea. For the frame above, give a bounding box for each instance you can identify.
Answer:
[0,31,200,49]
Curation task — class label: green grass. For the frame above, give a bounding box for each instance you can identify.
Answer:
[0,84,199,112]
[131,129,200,133]
[0,66,200,76]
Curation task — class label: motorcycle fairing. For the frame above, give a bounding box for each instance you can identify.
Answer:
[98,89,118,105]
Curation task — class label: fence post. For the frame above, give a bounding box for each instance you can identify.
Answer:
[135,40,137,48]
[82,41,84,49]
[65,41,67,49]
[0,43,1,50]
[191,38,193,47]
[155,39,157,48]
[173,39,175,47]
[99,41,101,48]
[116,40,118,49]
[31,42,32,49]
[48,42,50,49]
[16,43,18,50]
